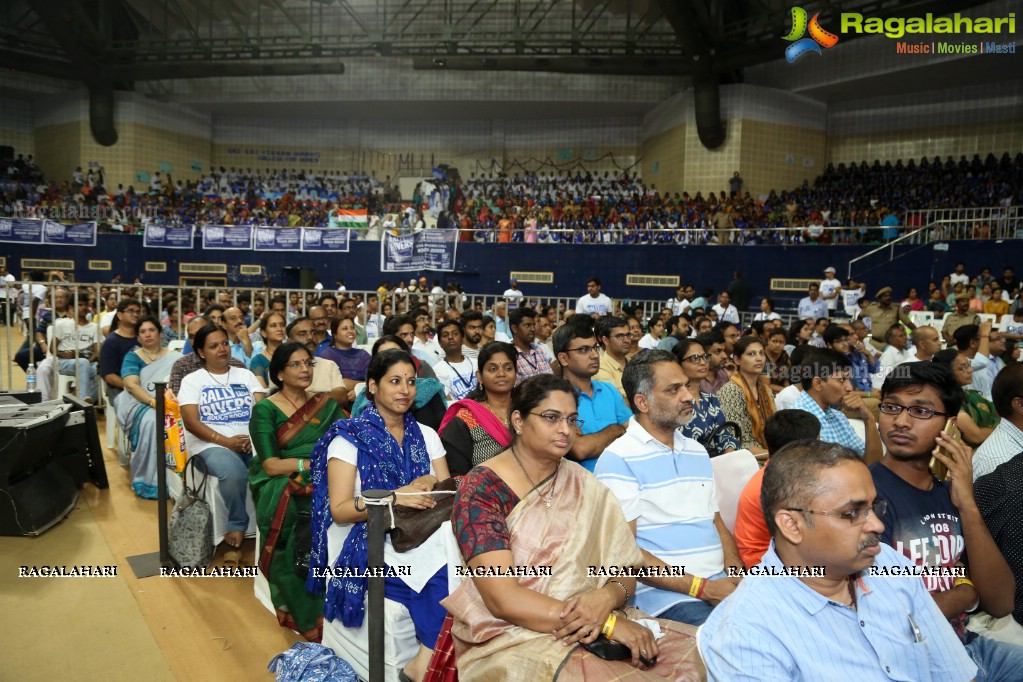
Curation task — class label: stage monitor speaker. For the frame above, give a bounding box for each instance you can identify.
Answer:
[0,390,42,406]
[55,394,109,489]
[0,400,78,536]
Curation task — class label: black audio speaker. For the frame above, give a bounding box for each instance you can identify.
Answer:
[0,400,78,536]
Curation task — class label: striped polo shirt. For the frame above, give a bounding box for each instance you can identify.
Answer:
[595,417,723,616]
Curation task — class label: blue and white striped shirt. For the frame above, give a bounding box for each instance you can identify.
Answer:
[795,389,865,456]
[594,418,722,616]
[700,542,977,682]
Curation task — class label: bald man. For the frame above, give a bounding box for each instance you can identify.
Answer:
[224,306,261,367]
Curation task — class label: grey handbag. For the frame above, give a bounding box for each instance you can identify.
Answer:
[168,456,214,568]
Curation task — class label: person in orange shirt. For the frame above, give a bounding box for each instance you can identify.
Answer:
[732,409,821,569]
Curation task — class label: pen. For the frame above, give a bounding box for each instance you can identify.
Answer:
[908,613,923,643]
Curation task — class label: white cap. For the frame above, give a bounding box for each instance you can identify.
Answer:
[824,266,836,273]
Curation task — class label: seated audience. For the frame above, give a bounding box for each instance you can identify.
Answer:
[169,315,245,394]
[733,410,821,568]
[99,299,142,403]
[116,315,182,498]
[672,338,739,455]
[933,348,999,447]
[974,364,1023,478]
[445,374,703,679]
[432,320,478,401]
[596,351,740,626]
[248,341,345,642]
[439,341,517,476]
[348,335,448,430]
[700,440,977,680]
[553,316,630,472]
[594,315,632,399]
[318,316,371,402]
[872,361,1022,680]
[716,336,775,454]
[249,312,287,387]
[310,350,451,682]
[793,349,882,462]
[287,317,348,404]
[178,324,266,549]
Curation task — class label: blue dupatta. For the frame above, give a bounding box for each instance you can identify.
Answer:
[306,402,431,626]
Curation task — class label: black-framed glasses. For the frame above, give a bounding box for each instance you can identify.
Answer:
[877,402,951,420]
[529,411,584,429]
[681,353,710,364]
[787,499,887,525]
[285,360,316,370]
[607,333,631,341]
[565,344,601,355]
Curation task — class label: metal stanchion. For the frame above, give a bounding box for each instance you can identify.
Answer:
[126,380,173,577]
[362,488,392,682]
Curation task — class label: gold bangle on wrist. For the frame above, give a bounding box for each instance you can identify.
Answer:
[606,578,629,608]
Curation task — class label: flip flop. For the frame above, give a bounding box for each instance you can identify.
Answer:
[222,549,242,566]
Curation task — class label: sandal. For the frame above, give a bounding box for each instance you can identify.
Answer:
[222,549,242,566]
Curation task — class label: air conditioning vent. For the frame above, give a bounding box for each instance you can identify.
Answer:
[145,262,168,272]
[88,260,112,270]
[626,274,679,288]
[510,271,553,284]
[239,264,264,276]
[180,262,227,274]
[22,258,74,271]
[770,278,819,292]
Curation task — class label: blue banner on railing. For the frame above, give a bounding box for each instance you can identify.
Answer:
[0,217,44,244]
[143,224,194,249]
[254,226,302,252]
[0,218,96,246]
[381,229,458,272]
[44,221,96,246]
[202,224,253,250]
[302,227,350,253]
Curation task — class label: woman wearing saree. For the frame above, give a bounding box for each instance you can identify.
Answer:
[117,315,181,498]
[933,348,999,447]
[440,375,703,681]
[309,349,451,682]
[249,341,344,642]
[439,342,517,476]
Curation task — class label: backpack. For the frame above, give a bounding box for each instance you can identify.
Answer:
[168,456,213,568]
[267,642,359,682]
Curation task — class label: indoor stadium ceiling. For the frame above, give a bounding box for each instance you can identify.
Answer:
[0,0,1004,147]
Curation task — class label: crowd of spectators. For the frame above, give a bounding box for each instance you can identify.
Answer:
[2,152,1020,245]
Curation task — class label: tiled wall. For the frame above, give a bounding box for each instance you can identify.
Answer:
[829,120,1023,166]
[742,120,827,197]
[33,121,82,185]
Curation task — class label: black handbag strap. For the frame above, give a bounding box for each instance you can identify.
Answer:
[701,421,742,457]
[184,455,209,499]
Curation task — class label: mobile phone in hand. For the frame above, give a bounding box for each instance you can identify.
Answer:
[930,418,960,481]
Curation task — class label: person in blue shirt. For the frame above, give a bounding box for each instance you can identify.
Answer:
[700,439,977,681]
[552,316,630,472]
[797,283,830,320]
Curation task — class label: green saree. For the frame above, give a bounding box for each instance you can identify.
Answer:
[249,393,345,639]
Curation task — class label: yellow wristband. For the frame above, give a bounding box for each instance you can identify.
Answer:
[688,576,704,598]
[601,612,617,639]
[953,577,974,590]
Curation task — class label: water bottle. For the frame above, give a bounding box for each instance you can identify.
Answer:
[26,363,36,392]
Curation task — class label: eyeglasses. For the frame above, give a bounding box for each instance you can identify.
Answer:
[607,333,631,342]
[681,353,710,364]
[564,344,601,355]
[285,360,316,370]
[787,499,887,525]
[123,308,141,314]
[529,412,584,429]
[877,402,951,420]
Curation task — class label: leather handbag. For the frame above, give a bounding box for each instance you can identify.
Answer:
[389,477,458,553]
[581,635,631,661]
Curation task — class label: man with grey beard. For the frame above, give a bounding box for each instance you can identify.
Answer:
[596,350,741,626]
[871,361,1022,680]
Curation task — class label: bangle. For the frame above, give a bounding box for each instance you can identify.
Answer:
[212,433,219,444]
[297,459,304,473]
[953,577,975,590]
[601,612,618,639]
[980,335,989,338]
[606,579,629,608]
[688,576,704,598]
[149,398,156,408]
[696,578,708,600]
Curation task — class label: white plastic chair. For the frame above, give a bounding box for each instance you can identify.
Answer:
[45,327,75,399]
[253,528,276,616]
[167,339,186,353]
[909,311,934,327]
[710,449,760,533]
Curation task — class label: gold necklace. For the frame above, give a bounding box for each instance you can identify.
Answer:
[510,447,560,509]
[482,399,510,427]
[205,368,230,387]
[280,390,319,423]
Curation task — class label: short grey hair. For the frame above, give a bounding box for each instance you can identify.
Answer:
[621,350,677,413]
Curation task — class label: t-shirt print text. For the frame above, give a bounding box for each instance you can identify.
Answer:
[199,385,255,422]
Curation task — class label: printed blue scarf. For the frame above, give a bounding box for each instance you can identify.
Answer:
[306,402,430,627]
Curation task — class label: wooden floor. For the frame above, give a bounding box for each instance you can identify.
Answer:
[1,327,301,681]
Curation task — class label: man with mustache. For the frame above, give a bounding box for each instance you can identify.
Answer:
[460,310,484,363]
[597,350,741,626]
[700,439,976,680]
[871,361,1022,680]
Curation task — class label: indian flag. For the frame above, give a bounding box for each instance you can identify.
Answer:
[330,209,368,229]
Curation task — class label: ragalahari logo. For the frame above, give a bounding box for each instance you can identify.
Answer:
[783,6,840,63]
